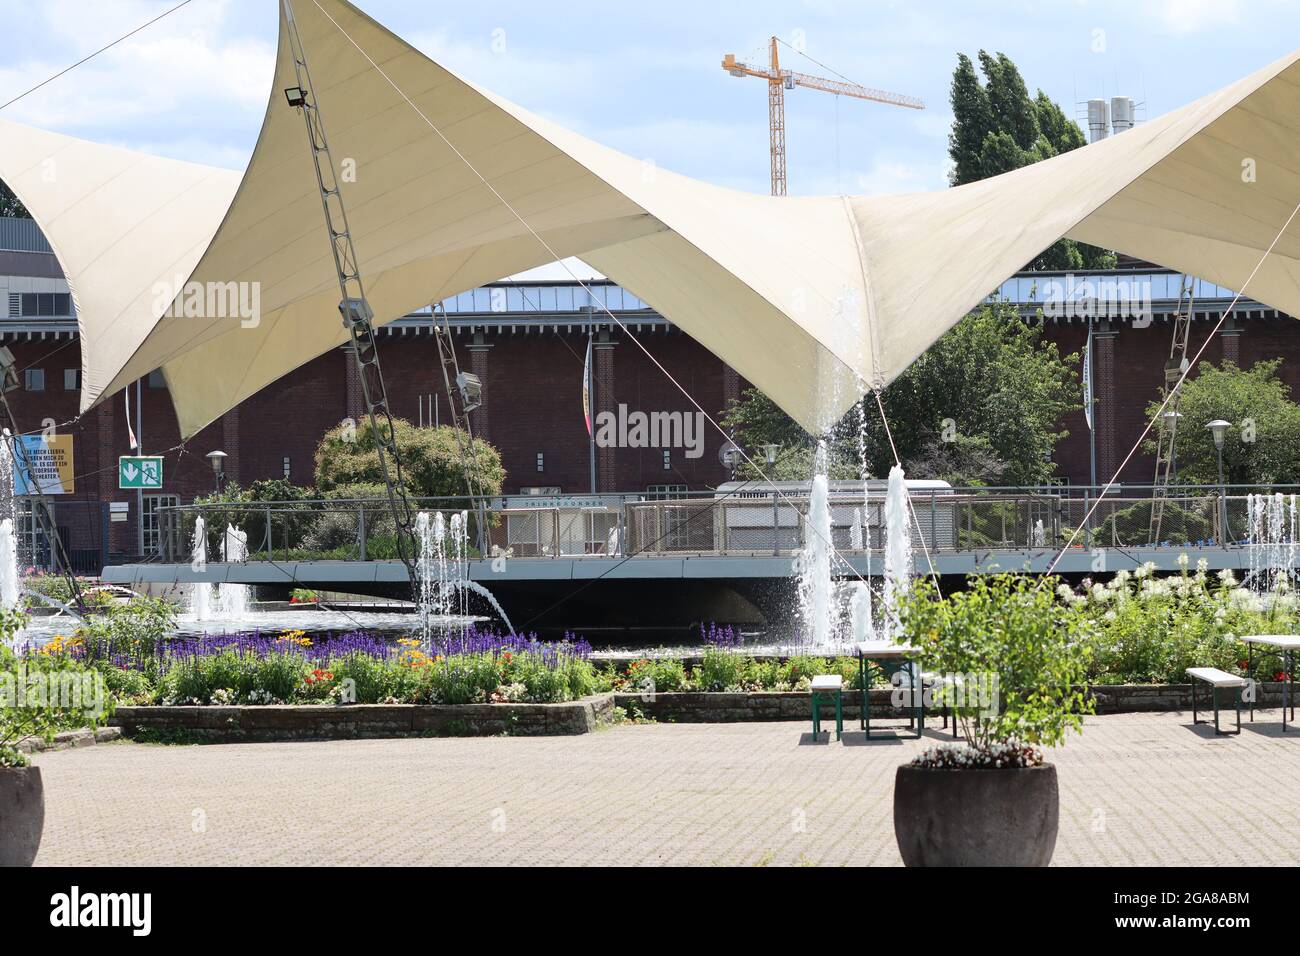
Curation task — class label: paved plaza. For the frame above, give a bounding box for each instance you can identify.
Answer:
[31,710,1300,866]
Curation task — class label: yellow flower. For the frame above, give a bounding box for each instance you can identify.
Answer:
[275,629,313,647]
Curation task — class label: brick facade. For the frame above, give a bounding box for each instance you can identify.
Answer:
[6,309,1300,564]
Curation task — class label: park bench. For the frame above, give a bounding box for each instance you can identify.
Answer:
[1187,667,1249,737]
[810,674,843,741]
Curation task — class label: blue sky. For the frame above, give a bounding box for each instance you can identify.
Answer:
[0,0,1294,198]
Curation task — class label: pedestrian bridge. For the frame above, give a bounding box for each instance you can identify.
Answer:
[99,486,1284,630]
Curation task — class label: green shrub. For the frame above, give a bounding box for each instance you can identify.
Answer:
[77,597,175,664]
[2,610,112,766]
[694,647,753,691]
[623,657,690,693]
[157,650,311,705]
[901,573,1094,750]
[1068,563,1293,684]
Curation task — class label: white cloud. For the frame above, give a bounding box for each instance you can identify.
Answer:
[0,0,272,165]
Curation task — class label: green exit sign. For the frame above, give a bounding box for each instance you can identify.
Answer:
[119,456,163,489]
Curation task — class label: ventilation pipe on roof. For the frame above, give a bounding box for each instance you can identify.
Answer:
[1110,96,1135,134]
[1087,99,1109,142]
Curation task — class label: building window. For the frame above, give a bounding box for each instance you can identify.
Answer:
[662,450,671,471]
[63,368,80,391]
[646,484,688,500]
[147,369,167,389]
[16,292,71,317]
[536,453,545,472]
[141,494,179,557]
[7,293,19,317]
[282,457,291,479]
[24,369,43,392]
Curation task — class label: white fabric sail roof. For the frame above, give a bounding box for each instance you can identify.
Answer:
[3,0,1300,438]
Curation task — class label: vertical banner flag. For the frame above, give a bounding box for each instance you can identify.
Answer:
[1082,328,1093,431]
[583,334,593,436]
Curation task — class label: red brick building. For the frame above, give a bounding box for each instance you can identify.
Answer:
[4,218,1298,568]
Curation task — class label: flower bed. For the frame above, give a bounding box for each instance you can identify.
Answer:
[1066,561,1298,685]
[32,608,601,709]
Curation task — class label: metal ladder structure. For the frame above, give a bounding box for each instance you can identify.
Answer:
[282,0,420,591]
[1149,274,1196,542]
[431,304,490,553]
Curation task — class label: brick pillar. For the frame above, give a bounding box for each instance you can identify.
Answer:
[1220,317,1241,367]
[95,399,131,558]
[467,335,491,441]
[1093,322,1118,484]
[594,335,618,492]
[722,363,740,413]
[343,346,364,423]
[221,406,241,487]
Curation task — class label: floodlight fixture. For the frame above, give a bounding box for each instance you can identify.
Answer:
[456,372,482,413]
[0,347,19,393]
[338,297,374,329]
[284,87,308,108]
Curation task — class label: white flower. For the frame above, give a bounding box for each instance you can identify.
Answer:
[1177,552,1190,568]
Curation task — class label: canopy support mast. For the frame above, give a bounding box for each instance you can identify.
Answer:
[1149,274,1195,542]
[282,0,420,594]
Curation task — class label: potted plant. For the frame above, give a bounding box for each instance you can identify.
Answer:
[2,609,111,866]
[893,574,1094,867]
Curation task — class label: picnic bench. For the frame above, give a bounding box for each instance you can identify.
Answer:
[1187,667,1249,736]
[809,674,843,741]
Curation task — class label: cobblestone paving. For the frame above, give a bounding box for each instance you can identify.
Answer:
[32,709,1300,866]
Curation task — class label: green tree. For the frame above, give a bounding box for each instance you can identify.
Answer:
[978,51,1038,152]
[947,54,994,187]
[1033,91,1085,154]
[314,418,506,500]
[1147,360,1300,485]
[723,301,1080,485]
[948,51,1114,271]
[0,179,28,218]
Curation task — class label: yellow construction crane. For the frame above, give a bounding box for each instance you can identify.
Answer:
[722,37,924,196]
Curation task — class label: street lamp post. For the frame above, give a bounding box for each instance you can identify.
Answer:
[1207,420,1231,543]
[206,450,228,494]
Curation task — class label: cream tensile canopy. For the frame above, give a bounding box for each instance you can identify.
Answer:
[3,0,1300,438]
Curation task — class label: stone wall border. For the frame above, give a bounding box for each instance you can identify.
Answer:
[612,683,1296,723]
[111,694,616,742]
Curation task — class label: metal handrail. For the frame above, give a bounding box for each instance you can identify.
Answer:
[153,487,1268,563]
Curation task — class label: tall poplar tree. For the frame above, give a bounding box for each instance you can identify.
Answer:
[948,51,1114,271]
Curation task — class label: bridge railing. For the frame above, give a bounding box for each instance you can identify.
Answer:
[152,485,1298,563]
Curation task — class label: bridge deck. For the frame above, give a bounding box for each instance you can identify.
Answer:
[103,546,1256,590]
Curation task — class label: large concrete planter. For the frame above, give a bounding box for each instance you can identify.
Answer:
[893,764,1058,867]
[0,766,44,867]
